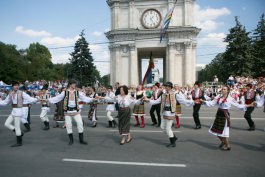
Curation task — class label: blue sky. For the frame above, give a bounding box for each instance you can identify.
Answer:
[0,0,264,77]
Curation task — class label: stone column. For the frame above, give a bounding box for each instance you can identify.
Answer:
[113,2,120,29]
[168,42,175,82]
[192,42,197,83]
[184,41,192,86]
[129,43,138,86]
[109,45,115,84]
[175,43,183,85]
[129,0,134,28]
[113,44,121,83]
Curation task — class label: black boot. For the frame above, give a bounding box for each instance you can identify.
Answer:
[79,133,87,145]
[107,121,112,128]
[68,133,74,145]
[166,137,176,147]
[43,121,50,130]
[24,123,31,132]
[112,120,117,128]
[11,136,22,147]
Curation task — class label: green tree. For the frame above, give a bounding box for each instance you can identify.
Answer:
[0,42,26,82]
[26,42,52,80]
[101,74,110,86]
[252,13,265,77]
[223,16,254,78]
[69,30,100,86]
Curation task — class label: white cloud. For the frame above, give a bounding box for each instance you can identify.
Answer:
[198,32,228,47]
[51,53,71,64]
[92,31,103,37]
[90,44,110,76]
[15,26,52,37]
[194,4,231,31]
[40,36,80,47]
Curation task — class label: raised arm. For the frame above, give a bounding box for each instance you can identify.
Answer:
[204,95,219,107]
[176,93,194,107]
[0,95,11,106]
[229,97,246,111]
[78,92,94,103]
[255,94,264,108]
[22,92,38,104]
[48,91,65,104]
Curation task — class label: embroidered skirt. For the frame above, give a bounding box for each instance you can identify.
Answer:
[133,103,145,116]
[209,109,230,137]
[54,101,65,121]
[118,107,131,135]
[175,104,182,116]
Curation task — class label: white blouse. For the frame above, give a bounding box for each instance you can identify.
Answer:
[205,95,246,110]
[105,95,141,108]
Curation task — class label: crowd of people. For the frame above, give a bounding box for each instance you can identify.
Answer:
[0,77,264,150]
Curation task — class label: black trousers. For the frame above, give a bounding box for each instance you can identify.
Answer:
[193,104,201,126]
[27,107,31,124]
[150,104,161,125]
[244,107,255,127]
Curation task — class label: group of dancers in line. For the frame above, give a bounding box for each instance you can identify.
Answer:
[0,79,264,151]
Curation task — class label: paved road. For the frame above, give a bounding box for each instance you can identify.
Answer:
[0,103,264,177]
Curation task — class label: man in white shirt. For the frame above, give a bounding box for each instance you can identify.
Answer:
[0,81,38,147]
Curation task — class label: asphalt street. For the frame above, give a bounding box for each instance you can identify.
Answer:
[0,103,264,177]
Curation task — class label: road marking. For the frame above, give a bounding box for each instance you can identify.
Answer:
[109,130,181,133]
[62,158,187,167]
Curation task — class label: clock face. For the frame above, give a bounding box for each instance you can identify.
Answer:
[141,9,161,29]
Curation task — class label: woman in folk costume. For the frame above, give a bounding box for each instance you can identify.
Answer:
[87,87,98,127]
[174,84,182,129]
[144,82,194,147]
[53,87,65,128]
[104,85,117,128]
[133,85,146,128]
[201,86,253,151]
[99,85,142,145]
[39,84,51,130]
[46,79,95,145]
[0,81,38,147]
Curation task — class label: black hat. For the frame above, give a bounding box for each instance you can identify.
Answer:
[163,82,173,88]
[107,85,113,90]
[69,79,77,85]
[11,81,19,86]
[21,85,27,91]
[194,81,201,86]
[155,82,160,87]
[41,84,49,90]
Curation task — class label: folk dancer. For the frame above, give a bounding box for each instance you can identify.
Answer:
[39,84,51,130]
[21,86,31,132]
[133,85,146,128]
[46,79,95,145]
[144,82,194,147]
[87,87,98,127]
[149,83,162,127]
[0,81,38,147]
[99,85,141,145]
[191,81,205,129]
[104,86,117,128]
[174,84,182,128]
[201,86,252,151]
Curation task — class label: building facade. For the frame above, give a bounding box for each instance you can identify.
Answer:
[106,0,200,86]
